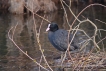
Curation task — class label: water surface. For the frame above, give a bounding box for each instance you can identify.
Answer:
[0,4,106,71]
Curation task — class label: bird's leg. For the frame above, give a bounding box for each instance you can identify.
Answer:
[61,52,64,60]
[60,51,67,65]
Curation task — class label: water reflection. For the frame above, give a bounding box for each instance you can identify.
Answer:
[0,4,106,71]
[1,12,61,71]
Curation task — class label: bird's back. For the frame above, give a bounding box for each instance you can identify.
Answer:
[49,29,78,51]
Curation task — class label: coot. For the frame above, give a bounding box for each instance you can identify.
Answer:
[46,23,79,51]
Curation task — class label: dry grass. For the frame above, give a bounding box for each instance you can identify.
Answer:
[57,0,106,70]
[54,52,106,70]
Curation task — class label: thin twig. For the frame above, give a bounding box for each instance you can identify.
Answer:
[8,27,49,71]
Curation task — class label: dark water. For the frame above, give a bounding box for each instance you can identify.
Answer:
[0,4,106,71]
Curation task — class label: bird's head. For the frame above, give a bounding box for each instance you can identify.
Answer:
[46,23,59,32]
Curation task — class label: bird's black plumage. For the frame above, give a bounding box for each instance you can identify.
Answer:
[46,23,79,51]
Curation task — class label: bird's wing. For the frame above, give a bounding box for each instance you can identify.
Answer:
[69,32,79,50]
[52,29,69,51]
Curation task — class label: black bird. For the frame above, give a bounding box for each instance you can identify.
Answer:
[46,23,79,52]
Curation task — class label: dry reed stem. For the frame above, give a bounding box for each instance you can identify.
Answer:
[8,1,106,70]
[8,26,49,71]
[71,20,105,70]
[60,1,106,70]
[62,0,81,23]
[96,19,106,51]
[8,1,53,71]
[87,19,100,50]
[97,36,106,44]
[98,31,105,50]
[71,3,106,27]
[27,2,53,70]
[95,19,106,25]
[39,55,43,71]
[24,3,51,23]
[60,0,70,26]
[60,0,78,65]
[12,23,18,39]
[31,7,53,71]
